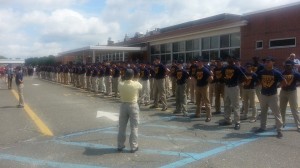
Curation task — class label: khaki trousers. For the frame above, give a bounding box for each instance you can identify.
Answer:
[98,77,106,93]
[242,88,257,119]
[209,83,215,106]
[118,103,139,150]
[224,86,240,124]
[105,76,112,95]
[92,77,98,92]
[153,78,167,108]
[195,85,211,118]
[112,77,120,96]
[171,77,177,96]
[17,84,24,106]
[176,84,187,113]
[280,90,300,129]
[188,77,197,102]
[214,82,224,112]
[260,94,283,131]
[140,80,150,104]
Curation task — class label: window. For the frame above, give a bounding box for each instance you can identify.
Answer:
[256,41,263,49]
[220,35,230,48]
[210,36,219,49]
[210,50,219,60]
[230,33,240,47]
[220,49,230,60]
[172,42,179,52]
[151,45,160,54]
[269,38,296,48]
[186,40,193,51]
[202,37,210,50]
[161,43,171,53]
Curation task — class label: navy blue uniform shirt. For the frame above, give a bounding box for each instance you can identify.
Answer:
[113,67,121,78]
[196,67,211,87]
[176,69,189,85]
[189,64,198,78]
[140,68,150,80]
[15,71,23,85]
[154,63,166,79]
[222,65,243,87]
[258,69,284,96]
[213,66,224,83]
[243,72,258,89]
[281,71,300,91]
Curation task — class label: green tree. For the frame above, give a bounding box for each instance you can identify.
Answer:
[0,55,7,59]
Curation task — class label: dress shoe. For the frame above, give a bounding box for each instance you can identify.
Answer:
[161,107,168,111]
[254,128,266,133]
[276,131,283,138]
[219,121,232,126]
[131,147,139,153]
[205,118,211,122]
[234,123,241,130]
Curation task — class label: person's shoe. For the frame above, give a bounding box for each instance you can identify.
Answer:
[183,112,189,117]
[234,123,241,130]
[276,131,283,138]
[219,121,232,126]
[17,105,24,108]
[173,110,181,114]
[188,101,195,104]
[161,107,168,111]
[205,118,211,122]
[213,111,221,115]
[131,147,139,153]
[249,119,256,123]
[117,147,125,152]
[254,128,266,133]
[240,116,248,120]
[150,105,158,109]
[194,114,201,118]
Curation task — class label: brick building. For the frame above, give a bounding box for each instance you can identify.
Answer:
[57,2,300,66]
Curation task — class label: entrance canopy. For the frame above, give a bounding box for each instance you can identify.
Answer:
[57,45,143,64]
[0,59,25,64]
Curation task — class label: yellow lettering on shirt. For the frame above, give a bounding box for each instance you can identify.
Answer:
[261,75,275,88]
[225,69,234,79]
[197,71,203,80]
[284,75,294,86]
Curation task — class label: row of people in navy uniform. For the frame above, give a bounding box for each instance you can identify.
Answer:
[37,55,300,138]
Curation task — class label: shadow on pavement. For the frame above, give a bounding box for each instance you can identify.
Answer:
[83,147,121,156]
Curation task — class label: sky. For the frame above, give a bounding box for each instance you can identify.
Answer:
[0,0,300,59]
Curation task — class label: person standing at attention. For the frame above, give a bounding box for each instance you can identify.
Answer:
[15,66,24,108]
[117,69,142,153]
[255,56,286,138]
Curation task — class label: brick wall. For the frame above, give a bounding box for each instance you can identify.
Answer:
[241,4,300,68]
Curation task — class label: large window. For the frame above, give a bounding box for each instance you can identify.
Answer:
[161,43,171,53]
[220,35,230,48]
[151,45,160,54]
[230,33,240,47]
[269,37,296,48]
[202,37,210,50]
[210,36,219,49]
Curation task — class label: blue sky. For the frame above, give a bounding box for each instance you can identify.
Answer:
[0,0,300,58]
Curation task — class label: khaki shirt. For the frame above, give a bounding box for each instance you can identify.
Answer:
[118,80,142,103]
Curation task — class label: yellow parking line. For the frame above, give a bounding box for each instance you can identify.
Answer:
[11,89,54,136]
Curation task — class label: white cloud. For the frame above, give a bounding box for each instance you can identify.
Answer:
[0,0,300,58]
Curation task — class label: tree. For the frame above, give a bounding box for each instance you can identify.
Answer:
[25,55,56,66]
[0,55,7,59]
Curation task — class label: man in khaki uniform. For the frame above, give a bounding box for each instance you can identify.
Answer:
[117,69,142,153]
[280,60,300,132]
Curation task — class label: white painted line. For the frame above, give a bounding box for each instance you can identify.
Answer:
[96,111,119,121]
[32,84,40,86]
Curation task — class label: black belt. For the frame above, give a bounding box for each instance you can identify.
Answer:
[262,93,276,96]
[225,84,238,87]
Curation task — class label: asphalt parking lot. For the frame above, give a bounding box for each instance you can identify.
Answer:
[0,76,300,168]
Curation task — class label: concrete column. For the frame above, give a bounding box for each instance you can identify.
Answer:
[92,50,95,63]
